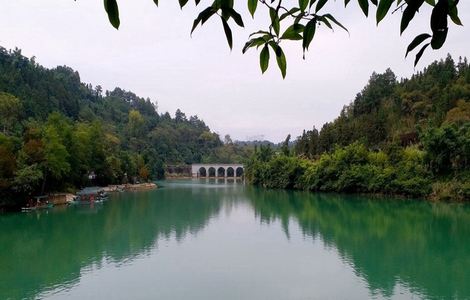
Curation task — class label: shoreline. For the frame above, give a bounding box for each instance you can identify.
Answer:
[0,183,158,213]
[102,182,158,192]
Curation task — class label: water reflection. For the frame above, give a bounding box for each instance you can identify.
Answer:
[0,181,469,300]
[0,183,223,300]
[247,187,470,299]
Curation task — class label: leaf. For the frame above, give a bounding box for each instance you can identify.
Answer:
[414,43,430,67]
[358,0,369,17]
[242,37,268,53]
[191,7,215,35]
[225,7,244,27]
[424,0,435,6]
[221,17,233,49]
[269,8,280,36]
[294,14,304,24]
[430,28,448,49]
[213,0,233,9]
[280,8,300,20]
[260,45,270,73]
[221,0,234,9]
[315,0,328,12]
[299,0,309,11]
[281,24,304,40]
[376,0,393,24]
[275,46,287,78]
[448,5,463,26]
[201,11,215,25]
[405,33,431,57]
[319,16,333,30]
[323,14,349,33]
[400,0,424,34]
[248,0,257,17]
[153,0,159,6]
[178,0,189,8]
[430,0,448,32]
[249,30,271,37]
[104,0,120,29]
[429,0,448,49]
[303,19,317,52]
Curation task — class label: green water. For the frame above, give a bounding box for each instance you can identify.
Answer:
[1,180,469,300]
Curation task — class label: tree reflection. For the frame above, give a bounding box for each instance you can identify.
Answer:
[247,187,470,299]
[0,186,222,299]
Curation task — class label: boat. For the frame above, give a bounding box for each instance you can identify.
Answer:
[21,196,54,211]
[71,187,108,204]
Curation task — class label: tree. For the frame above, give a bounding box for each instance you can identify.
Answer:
[12,164,43,196]
[128,109,145,137]
[445,99,470,125]
[0,92,22,134]
[175,109,187,123]
[100,0,463,77]
[41,125,71,191]
[281,134,291,156]
[0,134,17,190]
[224,134,233,144]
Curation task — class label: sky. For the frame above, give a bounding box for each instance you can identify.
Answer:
[0,0,469,142]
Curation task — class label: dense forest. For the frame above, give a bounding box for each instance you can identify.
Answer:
[1,46,468,206]
[0,47,251,208]
[246,55,470,201]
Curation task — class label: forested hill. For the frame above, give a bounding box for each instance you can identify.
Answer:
[0,47,250,206]
[248,55,469,201]
[294,55,470,155]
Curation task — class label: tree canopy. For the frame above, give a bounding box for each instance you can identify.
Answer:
[246,55,470,200]
[102,0,463,77]
[0,47,254,208]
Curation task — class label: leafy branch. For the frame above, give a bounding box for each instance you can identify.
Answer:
[103,0,463,78]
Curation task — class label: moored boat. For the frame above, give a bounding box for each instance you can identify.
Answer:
[71,187,108,204]
[21,196,54,211]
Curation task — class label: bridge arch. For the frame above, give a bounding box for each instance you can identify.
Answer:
[208,167,216,177]
[198,167,207,177]
[217,167,225,177]
[191,164,244,178]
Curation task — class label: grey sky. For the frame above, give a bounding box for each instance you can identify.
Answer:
[0,0,469,142]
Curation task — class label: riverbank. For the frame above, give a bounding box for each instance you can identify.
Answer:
[102,183,158,192]
[245,143,469,202]
[0,183,158,212]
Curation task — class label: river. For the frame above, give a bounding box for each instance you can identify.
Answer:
[0,180,469,299]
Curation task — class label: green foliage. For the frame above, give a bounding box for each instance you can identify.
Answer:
[0,47,250,207]
[259,155,306,189]
[11,164,43,196]
[421,123,469,175]
[248,142,433,198]
[104,0,120,29]
[97,0,463,77]
[280,134,291,156]
[248,56,469,200]
[0,92,21,134]
[295,56,470,157]
[42,124,70,180]
[431,180,470,201]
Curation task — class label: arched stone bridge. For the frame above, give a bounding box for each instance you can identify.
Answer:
[191,164,244,178]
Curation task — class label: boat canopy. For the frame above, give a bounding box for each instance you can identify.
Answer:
[77,187,105,196]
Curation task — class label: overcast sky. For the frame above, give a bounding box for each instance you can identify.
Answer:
[0,0,469,142]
